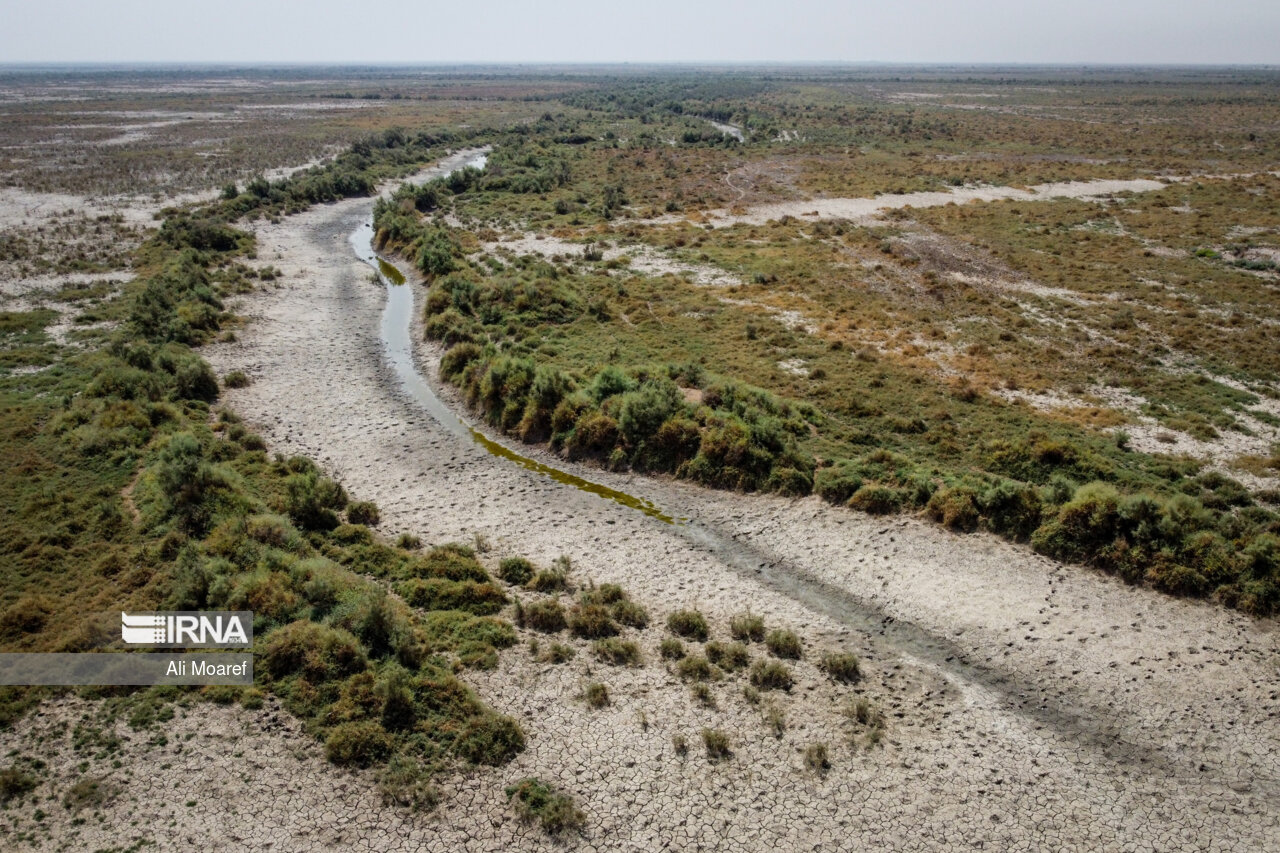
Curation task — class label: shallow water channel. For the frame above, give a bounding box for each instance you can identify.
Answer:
[349,156,677,524]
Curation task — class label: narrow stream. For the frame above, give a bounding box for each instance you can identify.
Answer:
[349,156,677,524]
[340,156,1182,767]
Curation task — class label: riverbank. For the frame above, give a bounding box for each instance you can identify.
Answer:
[185,156,1280,849]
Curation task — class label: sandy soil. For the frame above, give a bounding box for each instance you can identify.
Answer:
[688,177,1168,227]
[5,163,1280,851]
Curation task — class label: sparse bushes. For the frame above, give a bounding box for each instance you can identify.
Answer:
[702,728,732,761]
[223,370,250,389]
[729,612,765,643]
[506,778,585,836]
[765,629,803,659]
[676,655,715,682]
[819,651,861,683]
[584,682,610,708]
[592,638,642,666]
[705,641,750,672]
[0,767,37,802]
[764,703,786,737]
[803,743,830,773]
[666,609,709,641]
[750,660,794,691]
[659,637,686,660]
[569,603,618,639]
[498,556,535,585]
[524,599,567,633]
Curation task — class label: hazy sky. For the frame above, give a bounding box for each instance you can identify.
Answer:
[1,0,1277,65]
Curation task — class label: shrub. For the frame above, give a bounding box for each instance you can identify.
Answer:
[529,569,568,593]
[764,703,786,737]
[819,652,861,683]
[395,578,507,616]
[666,609,709,641]
[659,637,686,660]
[262,621,366,682]
[749,660,793,691]
[729,612,765,643]
[413,544,489,582]
[325,721,392,766]
[584,682,610,708]
[544,643,575,664]
[569,603,617,638]
[765,629,803,659]
[612,599,650,628]
[0,767,37,802]
[592,638,642,666]
[705,641,750,672]
[377,757,439,812]
[524,599,567,633]
[498,556,535,585]
[848,484,902,515]
[672,733,689,757]
[701,728,732,761]
[676,655,715,682]
[927,486,981,532]
[814,461,863,504]
[223,370,250,389]
[396,533,422,550]
[347,501,381,526]
[804,743,831,773]
[506,778,585,836]
[690,683,716,708]
[456,713,525,765]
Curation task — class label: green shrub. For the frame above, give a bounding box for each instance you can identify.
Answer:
[347,501,381,526]
[569,603,617,638]
[705,641,750,672]
[611,599,649,628]
[690,683,716,708]
[765,629,803,659]
[524,599,567,633]
[848,484,902,515]
[818,651,861,683]
[729,612,765,643]
[325,721,392,766]
[396,533,422,550]
[592,638,642,666]
[666,609,709,641]
[676,655,715,682]
[456,713,525,765]
[749,660,793,691]
[412,544,490,582]
[701,728,732,761]
[395,578,507,616]
[927,486,981,532]
[377,756,439,812]
[659,637,686,660]
[498,556,535,585]
[529,569,568,593]
[584,682,610,708]
[814,461,863,504]
[223,370,250,389]
[505,778,585,836]
[262,621,367,682]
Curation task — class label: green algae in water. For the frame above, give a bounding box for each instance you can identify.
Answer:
[371,247,678,526]
[378,257,405,285]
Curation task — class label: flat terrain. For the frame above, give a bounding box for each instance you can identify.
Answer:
[2,67,1279,851]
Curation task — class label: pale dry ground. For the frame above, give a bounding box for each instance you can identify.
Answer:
[4,168,1280,851]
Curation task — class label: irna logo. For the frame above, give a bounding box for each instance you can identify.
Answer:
[121,612,252,648]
